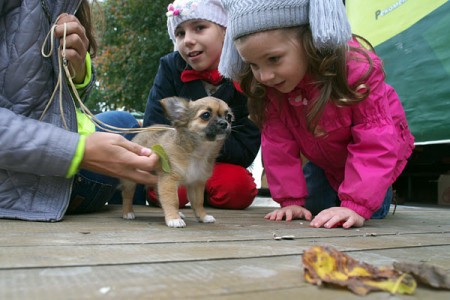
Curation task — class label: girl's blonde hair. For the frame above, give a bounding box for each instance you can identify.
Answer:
[239,26,377,133]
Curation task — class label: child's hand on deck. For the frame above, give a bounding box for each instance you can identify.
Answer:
[309,207,365,229]
[265,205,312,222]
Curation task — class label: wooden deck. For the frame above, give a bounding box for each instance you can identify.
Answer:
[1,199,450,299]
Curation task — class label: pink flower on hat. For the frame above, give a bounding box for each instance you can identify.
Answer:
[166,0,228,43]
[166,0,199,18]
[166,3,180,17]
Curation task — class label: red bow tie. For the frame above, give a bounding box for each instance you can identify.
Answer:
[181,69,224,86]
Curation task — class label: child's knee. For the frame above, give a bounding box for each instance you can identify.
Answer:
[206,164,257,209]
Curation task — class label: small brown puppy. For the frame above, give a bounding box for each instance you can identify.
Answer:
[121,96,233,228]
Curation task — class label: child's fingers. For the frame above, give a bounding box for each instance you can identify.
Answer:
[264,209,284,221]
[342,216,365,228]
[284,210,293,221]
[302,209,312,221]
[264,212,273,219]
[310,214,331,228]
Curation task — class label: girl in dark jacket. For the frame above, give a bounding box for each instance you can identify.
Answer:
[143,0,261,209]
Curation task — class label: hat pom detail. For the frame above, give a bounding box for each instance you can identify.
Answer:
[309,0,352,49]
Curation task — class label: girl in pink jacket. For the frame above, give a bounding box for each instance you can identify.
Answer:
[219,0,414,228]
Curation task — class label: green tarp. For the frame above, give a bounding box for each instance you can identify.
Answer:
[347,0,450,144]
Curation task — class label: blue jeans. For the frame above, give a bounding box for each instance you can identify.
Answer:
[303,162,392,219]
[67,111,142,214]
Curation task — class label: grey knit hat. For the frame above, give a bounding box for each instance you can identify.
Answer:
[166,0,228,43]
[218,0,352,80]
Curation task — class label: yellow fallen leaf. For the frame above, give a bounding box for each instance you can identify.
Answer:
[302,246,416,296]
[150,144,171,173]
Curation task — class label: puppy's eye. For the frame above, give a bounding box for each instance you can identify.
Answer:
[201,111,211,120]
[226,113,233,123]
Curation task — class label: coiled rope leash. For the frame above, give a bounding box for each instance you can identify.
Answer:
[40,19,172,133]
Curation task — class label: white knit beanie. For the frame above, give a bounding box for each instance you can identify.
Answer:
[218,0,352,80]
[166,0,228,43]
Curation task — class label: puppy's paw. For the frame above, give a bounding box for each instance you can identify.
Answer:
[166,218,186,228]
[200,215,216,223]
[122,212,136,220]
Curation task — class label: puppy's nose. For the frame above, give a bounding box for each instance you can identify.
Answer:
[218,119,228,129]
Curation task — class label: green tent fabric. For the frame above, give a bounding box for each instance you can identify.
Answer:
[347,1,450,144]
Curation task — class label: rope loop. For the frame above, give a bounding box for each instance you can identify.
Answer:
[40,19,172,134]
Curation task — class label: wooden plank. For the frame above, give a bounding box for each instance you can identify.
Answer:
[1,206,449,247]
[1,204,450,299]
[1,248,449,300]
[2,232,450,269]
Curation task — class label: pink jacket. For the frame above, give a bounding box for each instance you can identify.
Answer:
[262,43,414,219]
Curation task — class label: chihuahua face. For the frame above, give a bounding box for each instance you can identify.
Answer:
[120,96,233,228]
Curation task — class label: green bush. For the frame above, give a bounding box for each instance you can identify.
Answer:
[89,0,173,113]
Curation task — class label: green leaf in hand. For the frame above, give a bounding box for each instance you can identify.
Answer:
[150,144,171,173]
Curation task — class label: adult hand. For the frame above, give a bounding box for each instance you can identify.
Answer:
[54,13,89,84]
[80,132,159,185]
[309,207,365,229]
[264,205,312,222]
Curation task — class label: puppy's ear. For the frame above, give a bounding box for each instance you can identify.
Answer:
[160,97,190,126]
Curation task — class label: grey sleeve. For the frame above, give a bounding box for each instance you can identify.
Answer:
[0,107,80,177]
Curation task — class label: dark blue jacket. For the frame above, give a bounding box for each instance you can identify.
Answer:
[144,51,260,168]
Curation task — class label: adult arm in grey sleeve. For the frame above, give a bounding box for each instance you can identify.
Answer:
[0,105,79,177]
